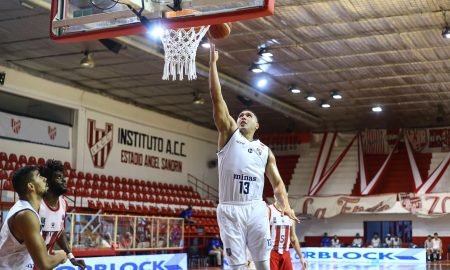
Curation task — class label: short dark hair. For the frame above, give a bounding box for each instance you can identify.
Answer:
[12,165,39,196]
[39,159,64,179]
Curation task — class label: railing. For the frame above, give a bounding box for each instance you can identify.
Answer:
[67,212,184,252]
[187,174,218,202]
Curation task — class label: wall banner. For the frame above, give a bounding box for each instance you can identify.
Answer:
[297,194,397,219]
[55,253,187,270]
[0,111,70,148]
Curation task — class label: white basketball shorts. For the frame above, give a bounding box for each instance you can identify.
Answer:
[217,200,271,265]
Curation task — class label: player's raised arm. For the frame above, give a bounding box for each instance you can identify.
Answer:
[209,43,237,149]
[265,149,299,223]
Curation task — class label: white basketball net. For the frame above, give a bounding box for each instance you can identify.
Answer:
[160,25,210,80]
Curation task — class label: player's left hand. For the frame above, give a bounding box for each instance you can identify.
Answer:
[70,258,86,270]
[300,257,308,269]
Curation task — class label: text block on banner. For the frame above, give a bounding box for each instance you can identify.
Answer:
[55,253,187,270]
[0,111,70,148]
[224,248,425,269]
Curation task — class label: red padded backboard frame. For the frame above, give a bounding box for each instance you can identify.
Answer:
[50,0,275,43]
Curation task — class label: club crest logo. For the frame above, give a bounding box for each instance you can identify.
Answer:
[48,126,57,140]
[11,119,21,134]
[87,119,113,168]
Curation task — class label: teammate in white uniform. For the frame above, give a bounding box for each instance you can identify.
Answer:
[0,166,67,269]
[39,159,86,269]
[209,43,298,270]
[268,202,307,270]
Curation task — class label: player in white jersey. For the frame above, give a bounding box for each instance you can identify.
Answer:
[268,202,307,270]
[209,43,298,270]
[0,166,67,269]
[39,159,86,269]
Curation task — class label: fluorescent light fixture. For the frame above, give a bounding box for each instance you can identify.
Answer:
[372,106,382,112]
[249,63,263,73]
[257,79,268,88]
[258,48,273,57]
[305,95,316,101]
[331,91,342,100]
[289,86,301,94]
[320,101,331,108]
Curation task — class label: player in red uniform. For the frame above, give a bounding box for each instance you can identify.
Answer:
[39,159,86,269]
[268,201,307,270]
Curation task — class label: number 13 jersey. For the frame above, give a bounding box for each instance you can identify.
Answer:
[217,129,269,203]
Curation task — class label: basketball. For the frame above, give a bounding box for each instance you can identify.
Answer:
[207,23,232,40]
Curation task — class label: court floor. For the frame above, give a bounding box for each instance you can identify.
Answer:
[192,261,450,270]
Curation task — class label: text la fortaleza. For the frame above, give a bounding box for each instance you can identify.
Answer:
[118,128,186,172]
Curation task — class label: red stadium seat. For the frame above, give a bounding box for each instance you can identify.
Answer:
[129,185,135,193]
[85,173,92,181]
[92,181,99,190]
[100,181,107,190]
[129,193,136,201]
[77,171,85,180]
[4,162,13,171]
[121,177,127,185]
[27,156,37,165]
[18,155,27,165]
[107,190,114,199]
[99,190,107,199]
[0,170,8,180]
[14,163,22,170]
[100,175,107,182]
[3,180,13,190]
[107,175,114,183]
[93,174,100,182]
[129,204,137,212]
[63,161,71,170]
[0,152,7,162]
[114,177,120,185]
[37,157,46,166]
[8,153,17,163]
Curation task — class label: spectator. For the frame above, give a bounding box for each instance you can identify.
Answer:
[424,235,433,260]
[392,235,402,248]
[97,232,112,248]
[351,233,363,248]
[370,233,381,248]
[120,232,133,249]
[180,205,195,224]
[321,232,331,247]
[384,234,393,248]
[431,233,443,260]
[331,235,340,248]
[208,235,223,266]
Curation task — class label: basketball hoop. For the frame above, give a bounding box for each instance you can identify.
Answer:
[160,10,210,81]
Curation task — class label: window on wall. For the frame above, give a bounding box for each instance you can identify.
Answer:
[364,220,412,245]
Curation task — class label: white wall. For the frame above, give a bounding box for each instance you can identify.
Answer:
[0,66,219,188]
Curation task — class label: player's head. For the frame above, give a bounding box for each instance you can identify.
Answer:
[237,110,259,135]
[434,232,439,238]
[12,165,48,198]
[40,159,67,196]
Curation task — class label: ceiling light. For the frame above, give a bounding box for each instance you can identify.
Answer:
[442,26,450,39]
[320,100,331,108]
[372,106,382,112]
[305,94,316,101]
[258,48,273,57]
[249,63,263,73]
[257,78,267,88]
[80,50,94,68]
[289,86,301,94]
[193,92,205,105]
[331,90,342,100]
[18,0,34,9]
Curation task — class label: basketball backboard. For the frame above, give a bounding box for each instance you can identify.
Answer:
[50,0,275,42]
